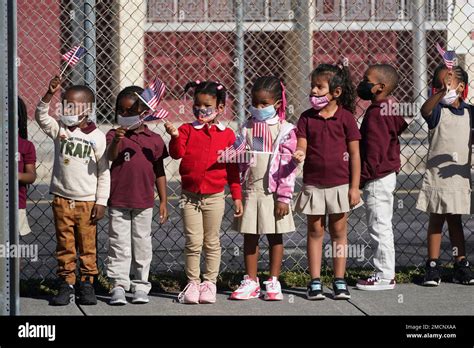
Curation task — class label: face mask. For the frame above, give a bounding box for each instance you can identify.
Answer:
[309,95,330,110]
[356,81,376,101]
[440,85,460,105]
[193,107,218,123]
[117,115,141,130]
[60,109,89,127]
[249,105,276,121]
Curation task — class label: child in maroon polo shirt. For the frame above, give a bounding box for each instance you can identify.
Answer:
[106,86,169,305]
[18,97,37,237]
[165,81,243,304]
[293,63,361,300]
[355,64,408,291]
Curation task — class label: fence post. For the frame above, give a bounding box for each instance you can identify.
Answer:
[235,0,246,126]
[0,0,19,316]
[84,0,96,122]
[412,0,428,123]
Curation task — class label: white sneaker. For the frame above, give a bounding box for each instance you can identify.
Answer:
[109,286,127,306]
[356,274,396,291]
[229,275,260,300]
[263,276,283,301]
[132,290,150,304]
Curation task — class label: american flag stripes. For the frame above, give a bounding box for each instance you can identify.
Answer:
[141,77,166,110]
[436,43,457,70]
[220,133,247,162]
[252,122,272,152]
[61,46,86,66]
[142,107,169,121]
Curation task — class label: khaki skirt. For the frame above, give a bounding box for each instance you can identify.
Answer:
[233,190,295,235]
[295,184,352,215]
[417,186,471,215]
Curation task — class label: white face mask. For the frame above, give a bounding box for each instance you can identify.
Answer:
[60,108,89,127]
[441,85,460,105]
[117,115,141,130]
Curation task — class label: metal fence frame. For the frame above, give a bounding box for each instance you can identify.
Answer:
[1,1,473,313]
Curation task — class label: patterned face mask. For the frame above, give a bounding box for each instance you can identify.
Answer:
[193,106,218,123]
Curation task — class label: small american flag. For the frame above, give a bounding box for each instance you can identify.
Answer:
[220,133,247,162]
[141,77,166,110]
[62,46,86,66]
[142,107,169,121]
[252,122,272,153]
[436,43,457,69]
[128,77,169,128]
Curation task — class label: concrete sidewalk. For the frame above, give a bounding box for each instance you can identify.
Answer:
[20,283,474,316]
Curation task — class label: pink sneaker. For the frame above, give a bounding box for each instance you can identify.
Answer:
[178,281,200,304]
[199,281,217,304]
[263,276,283,301]
[229,275,260,300]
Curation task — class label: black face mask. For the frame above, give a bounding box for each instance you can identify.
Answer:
[357,81,376,101]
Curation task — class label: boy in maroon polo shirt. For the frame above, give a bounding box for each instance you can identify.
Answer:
[106,86,168,305]
[355,64,408,291]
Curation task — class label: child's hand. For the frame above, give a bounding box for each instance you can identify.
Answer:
[275,202,289,219]
[113,127,127,143]
[233,199,243,217]
[348,187,361,208]
[48,76,62,95]
[442,71,453,92]
[164,121,179,138]
[293,150,305,163]
[91,204,106,224]
[159,201,168,224]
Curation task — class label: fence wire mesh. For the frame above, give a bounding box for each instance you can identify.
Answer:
[17,0,474,279]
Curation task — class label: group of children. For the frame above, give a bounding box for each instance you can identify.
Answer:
[19,60,473,306]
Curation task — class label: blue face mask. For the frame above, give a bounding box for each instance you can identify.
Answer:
[249,105,276,121]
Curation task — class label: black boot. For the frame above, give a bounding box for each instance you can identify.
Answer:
[78,276,97,305]
[51,280,75,306]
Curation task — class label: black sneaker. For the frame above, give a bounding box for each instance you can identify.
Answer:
[78,277,97,305]
[453,258,474,285]
[423,259,441,286]
[306,278,325,300]
[51,280,75,306]
[332,278,351,300]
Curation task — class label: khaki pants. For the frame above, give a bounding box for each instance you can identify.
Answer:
[181,190,225,283]
[52,195,98,285]
[107,207,153,293]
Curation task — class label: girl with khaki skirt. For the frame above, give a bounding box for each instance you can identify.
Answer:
[293,63,361,300]
[230,76,298,301]
[417,65,474,286]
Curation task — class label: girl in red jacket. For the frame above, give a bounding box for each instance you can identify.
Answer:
[165,80,243,304]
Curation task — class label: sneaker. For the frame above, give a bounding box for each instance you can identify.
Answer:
[332,279,351,300]
[109,286,127,306]
[306,278,325,300]
[78,277,97,305]
[178,281,200,304]
[263,276,283,301]
[132,290,150,304]
[423,259,442,287]
[199,281,217,304]
[453,258,474,285]
[356,274,396,291]
[51,280,75,306]
[229,275,260,300]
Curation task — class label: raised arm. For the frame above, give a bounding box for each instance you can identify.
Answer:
[35,76,61,139]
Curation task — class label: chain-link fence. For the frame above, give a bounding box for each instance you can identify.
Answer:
[17,0,474,280]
